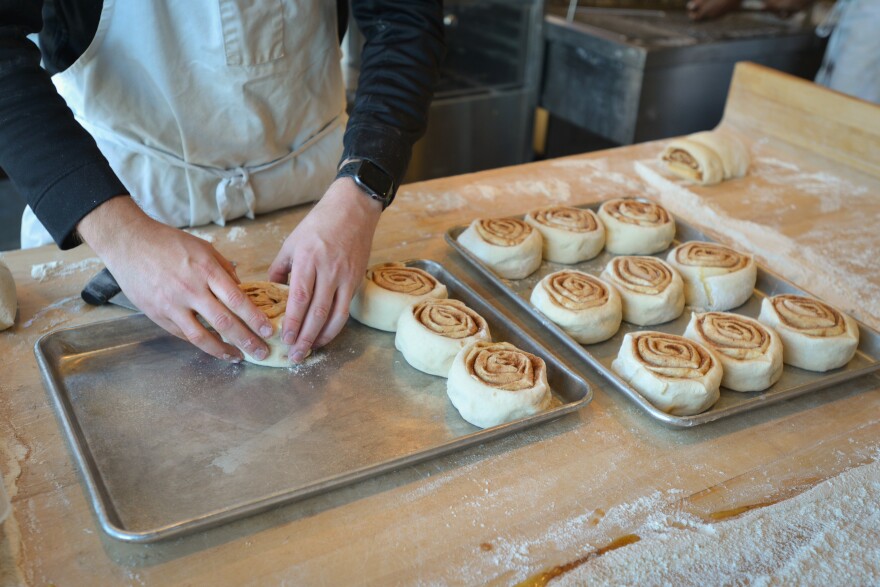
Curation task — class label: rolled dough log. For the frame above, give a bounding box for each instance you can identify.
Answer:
[0,260,16,331]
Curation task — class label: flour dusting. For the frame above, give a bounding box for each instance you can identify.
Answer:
[22,295,83,329]
[226,226,247,242]
[30,258,103,282]
[186,228,216,243]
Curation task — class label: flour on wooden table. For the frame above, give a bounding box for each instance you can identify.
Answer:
[557,459,880,586]
[226,226,247,242]
[30,258,103,282]
[22,295,84,330]
[185,228,216,243]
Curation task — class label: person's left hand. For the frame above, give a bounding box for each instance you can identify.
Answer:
[268,177,383,362]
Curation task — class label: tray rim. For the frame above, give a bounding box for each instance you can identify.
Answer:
[34,259,593,543]
[445,205,880,428]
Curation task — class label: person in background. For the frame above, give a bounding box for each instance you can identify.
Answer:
[0,2,444,364]
[686,0,880,105]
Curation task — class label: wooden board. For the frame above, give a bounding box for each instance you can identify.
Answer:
[1,63,879,585]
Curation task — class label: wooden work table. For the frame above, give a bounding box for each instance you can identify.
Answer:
[1,64,879,585]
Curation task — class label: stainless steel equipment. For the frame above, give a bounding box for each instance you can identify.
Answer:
[540,6,825,153]
[35,260,592,542]
[344,1,545,183]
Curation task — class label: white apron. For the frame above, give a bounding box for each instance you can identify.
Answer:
[22,0,346,248]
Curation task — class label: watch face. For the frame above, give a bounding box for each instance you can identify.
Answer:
[356,160,393,199]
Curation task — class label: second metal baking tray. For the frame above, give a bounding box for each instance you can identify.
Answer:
[446,206,880,427]
[34,260,592,543]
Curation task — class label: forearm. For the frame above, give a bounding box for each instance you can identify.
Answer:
[0,1,125,249]
[345,0,445,190]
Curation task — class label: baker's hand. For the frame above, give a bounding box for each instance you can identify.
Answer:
[687,0,741,20]
[77,196,273,362]
[268,178,382,363]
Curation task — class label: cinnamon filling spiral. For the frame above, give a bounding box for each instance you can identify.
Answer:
[694,312,770,360]
[771,294,847,337]
[663,149,699,170]
[543,271,609,310]
[531,206,598,233]
[675,242,749,271]
[240,282,287,319]
[475,218,533,246]
[608,257,673,295]
[603,199,671,226]
[369,264,438,296]
[465,341,544,391]
[412,299,487,340]
[631,332,715,380]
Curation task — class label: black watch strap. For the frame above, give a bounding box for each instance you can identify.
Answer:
[336,159,396,210]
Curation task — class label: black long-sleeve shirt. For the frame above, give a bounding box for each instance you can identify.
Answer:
[0,0,444,249]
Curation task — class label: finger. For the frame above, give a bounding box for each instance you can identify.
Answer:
[288,274,335,363]
[195,296,269,362]
[214,250,240,284]
[313,281,355,348]
[268,252,292,285]
[176,310,243,362]
[282,262,316,348]
[208,270,274,340]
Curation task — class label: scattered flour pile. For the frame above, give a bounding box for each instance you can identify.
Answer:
[30,257,103,282]
[559,459,880,586]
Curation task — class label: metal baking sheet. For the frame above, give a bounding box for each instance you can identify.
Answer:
[446,207,880,427]
[34,260,592,543]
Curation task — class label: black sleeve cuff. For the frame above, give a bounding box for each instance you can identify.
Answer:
[340,122,408,194]
[29,161,127,250]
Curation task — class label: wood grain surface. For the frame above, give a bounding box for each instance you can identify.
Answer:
[1,63,878,585]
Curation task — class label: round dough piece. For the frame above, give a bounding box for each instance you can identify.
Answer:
[661,137,725,185]
[597,198,676,255]
[684,312,783,392]
[350,263,448,332]
[447,341,553,429]
[688,130,750,180]
[612,331,722,416]
[530,270,621,344]
[395,298,491,377]
[457,218,543,279]
[524,206,605,264]
[758,294,859,372]
[0,260,16,331]
[235,281,292,367]
[666,241,757,312]
[600,256,685,326]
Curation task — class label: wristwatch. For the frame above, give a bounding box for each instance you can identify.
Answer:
[336,158,396,210]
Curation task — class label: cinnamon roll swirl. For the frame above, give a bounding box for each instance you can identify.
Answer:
[666,241,757,312]
[684,312,783,392]
[600,256,685,326]
[524,206,605,263]
[530,270,622,344]
[350,263,448,332]
[457,217,543,279]
[447,341,552,428]
[230,281,292,367]
[758,294,859,372]
[661,130,749,185]
[395,299,491,377]
[612,331,722,416]
[598,198,676,255]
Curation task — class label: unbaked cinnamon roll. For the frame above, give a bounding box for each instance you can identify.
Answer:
[684,312,783,392]
[524,206,605,264]
[597,198,676,255]
[661,130,749,185]
[530,270,621,344]
[446,341,552,428]
[395,299,491,377]
[231,281,291,367]
[666,241,757,312]
[612,331,722,416]
[350,263,448,332]
[758,294,859,372]
[457,217,543,279]
[600,256,685,325]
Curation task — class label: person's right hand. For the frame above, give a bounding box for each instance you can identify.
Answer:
[77,196,273,362]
